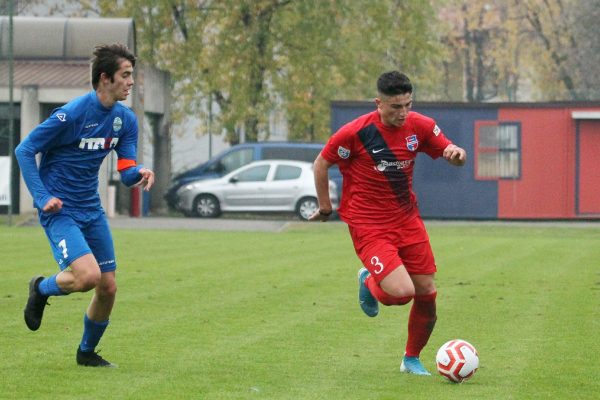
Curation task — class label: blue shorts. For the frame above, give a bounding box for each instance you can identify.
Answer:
[39,209,116,273]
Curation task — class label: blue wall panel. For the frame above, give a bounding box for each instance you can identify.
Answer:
[330,102,499,219]
[412,105,497,219]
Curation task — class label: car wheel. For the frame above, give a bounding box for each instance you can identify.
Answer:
[296,196,318,220]
[192,194,221,218]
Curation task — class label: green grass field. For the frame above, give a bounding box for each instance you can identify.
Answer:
[1,221,599,399]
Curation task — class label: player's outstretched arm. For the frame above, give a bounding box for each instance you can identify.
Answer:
[308,155,334,222]
[443,144,467,166]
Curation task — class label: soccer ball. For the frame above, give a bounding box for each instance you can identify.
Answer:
[435,339,479,383]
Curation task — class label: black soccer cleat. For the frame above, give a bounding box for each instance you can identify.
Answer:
[24,276,49,331]
[76,347,117,368]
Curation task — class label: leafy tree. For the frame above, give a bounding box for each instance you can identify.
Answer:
[439,0,528,102]
[570,0,600,99]
[17,0,443,142]
[439,0,600,101]
[515,0,579,99]
[515,0,600,100]
[93,0,442,143]
[262,0,442,138]
[9,0,100,16]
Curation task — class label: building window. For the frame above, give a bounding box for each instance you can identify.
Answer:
[475,121,520,179]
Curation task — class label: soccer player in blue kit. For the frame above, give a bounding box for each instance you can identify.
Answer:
[15,43,154,367]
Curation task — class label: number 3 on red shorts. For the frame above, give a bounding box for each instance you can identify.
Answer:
[370,256,384,274]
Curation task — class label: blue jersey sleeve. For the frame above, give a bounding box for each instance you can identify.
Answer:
[14,109,71,209]
[115,111,143,187]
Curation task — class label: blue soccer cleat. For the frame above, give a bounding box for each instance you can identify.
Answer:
[400,355,431,376]
[358,268,378,317]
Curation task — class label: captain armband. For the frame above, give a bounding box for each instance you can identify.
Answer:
[117,158,137,172]
[117,158,142,187]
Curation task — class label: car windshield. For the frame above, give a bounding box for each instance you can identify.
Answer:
[218,148,254,174]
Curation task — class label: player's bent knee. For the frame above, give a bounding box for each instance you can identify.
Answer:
[74,269,101,292]
[98,282,117,298]
[69,254,103,292]
[378,266,415,300]
[381,282,415,299]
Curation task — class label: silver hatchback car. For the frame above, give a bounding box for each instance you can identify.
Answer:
[175,160,338,220]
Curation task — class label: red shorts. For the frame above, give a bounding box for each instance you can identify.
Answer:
[348,217,436,283]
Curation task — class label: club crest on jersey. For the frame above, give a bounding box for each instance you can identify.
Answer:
[406,135,419,151]
[433,124,441,136]
[56,113,67,122]
[337,146,350,159]
[113,117,123,132]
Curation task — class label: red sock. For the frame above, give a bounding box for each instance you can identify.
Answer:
[365,275,412,306]
[405,292,437,357]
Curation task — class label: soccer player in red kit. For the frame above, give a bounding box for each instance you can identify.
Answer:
[309,71,466,375]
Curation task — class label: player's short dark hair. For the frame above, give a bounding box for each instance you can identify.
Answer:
[377,71,413,96]
[91,43,136,90]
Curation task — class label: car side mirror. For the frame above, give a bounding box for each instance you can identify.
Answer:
[229,176,239,183]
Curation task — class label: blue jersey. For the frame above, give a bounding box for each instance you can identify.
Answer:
[15,91,141,211]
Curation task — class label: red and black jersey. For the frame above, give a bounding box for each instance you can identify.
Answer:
[322,110,452,227]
